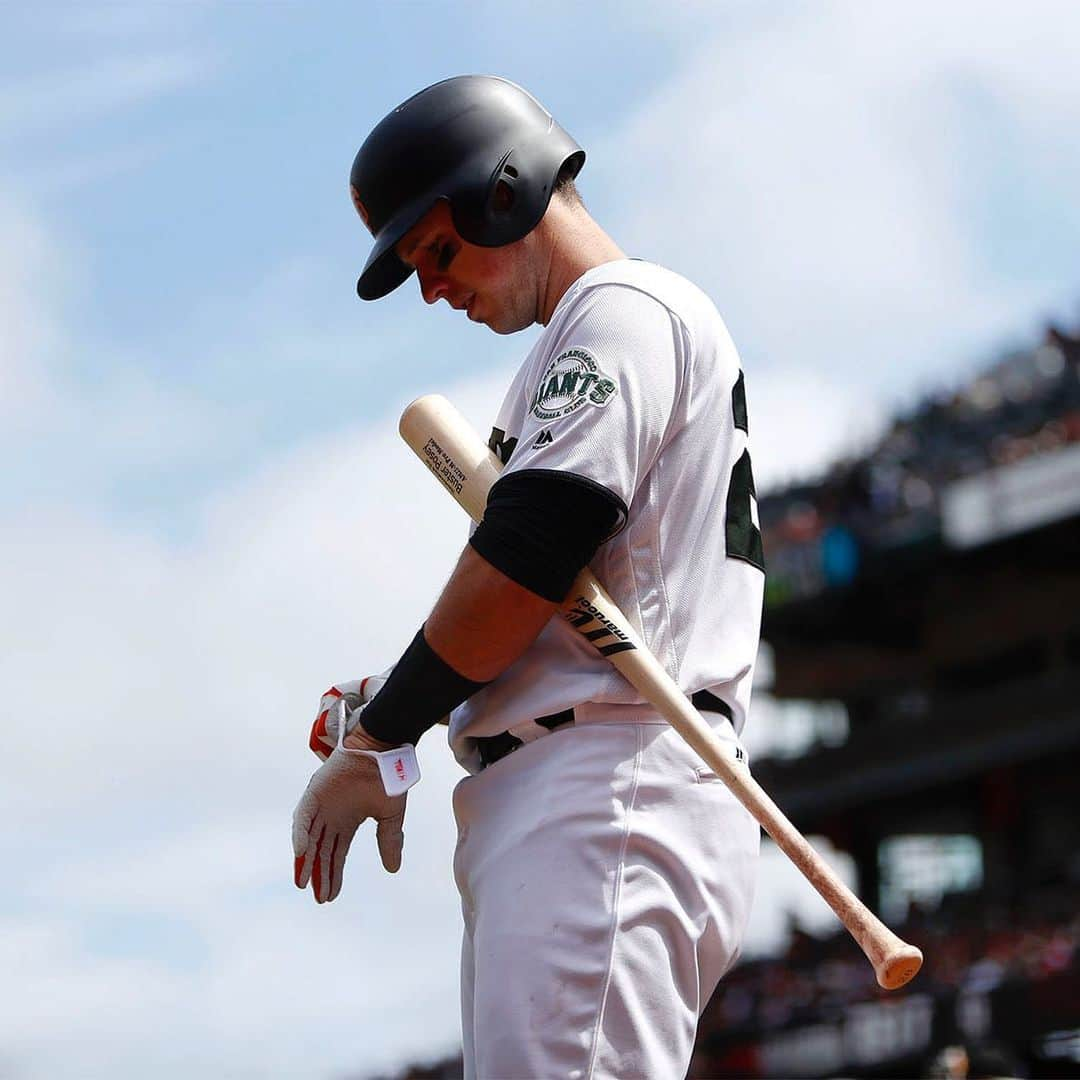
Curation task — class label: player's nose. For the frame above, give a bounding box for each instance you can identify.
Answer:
[418,271,450,306]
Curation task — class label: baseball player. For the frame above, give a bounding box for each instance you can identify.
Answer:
[292,75,765,1078]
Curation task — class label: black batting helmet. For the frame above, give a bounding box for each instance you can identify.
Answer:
[350,75,585,301]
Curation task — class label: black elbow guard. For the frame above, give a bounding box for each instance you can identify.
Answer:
[469,469,626,602]
[359,626,489,746]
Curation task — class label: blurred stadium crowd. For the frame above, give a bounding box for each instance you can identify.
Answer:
[688,878,1079,1078]
[700,883,1078,1038]
[761,321,1080,607]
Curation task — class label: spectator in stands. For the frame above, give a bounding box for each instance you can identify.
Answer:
[923,1040,1028,1079]
[1045,324,1080,366]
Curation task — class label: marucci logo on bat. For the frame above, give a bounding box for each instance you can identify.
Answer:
[563,595,637,656]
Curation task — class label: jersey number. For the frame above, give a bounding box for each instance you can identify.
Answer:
[726,372,764,572]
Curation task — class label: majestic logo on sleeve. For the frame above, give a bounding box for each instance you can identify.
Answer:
[531,348,618,421]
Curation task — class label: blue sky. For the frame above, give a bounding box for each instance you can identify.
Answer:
[2,3,1079,1077]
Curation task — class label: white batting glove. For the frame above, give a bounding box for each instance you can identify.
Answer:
[293,697,420,903]
[308,671,391,761]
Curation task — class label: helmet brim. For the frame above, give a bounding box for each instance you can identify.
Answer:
[355,193,441,301]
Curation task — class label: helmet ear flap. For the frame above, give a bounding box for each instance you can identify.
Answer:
[450,149,526,246]
[491,152,519,213]
[492,178,516,213]
[483,150,521,238]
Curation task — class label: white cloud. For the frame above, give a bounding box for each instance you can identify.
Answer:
[0,196,61,423]
[0,369,509,1078]
[0,186,495,1078]
[749,364,888,489]
[2,370,510,804]
[36,5,202,41]
[14,138,176,195]
[0,52,213,140]
[595,0,1080,404]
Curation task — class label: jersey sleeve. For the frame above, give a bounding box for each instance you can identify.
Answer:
[501,283,684,537]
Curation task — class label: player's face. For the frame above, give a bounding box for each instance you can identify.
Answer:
[394,201,538,334]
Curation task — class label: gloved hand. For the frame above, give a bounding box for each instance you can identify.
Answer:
[293,696,420,903]
[308,671,391,761]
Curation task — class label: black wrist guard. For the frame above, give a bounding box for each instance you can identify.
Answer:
[358,626,489,746]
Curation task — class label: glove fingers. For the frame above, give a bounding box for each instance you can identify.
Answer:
[327,831,354,903]
[314,829,337,904]
[376,805,406,874]
[292,799,321,887]
[292,791,318,849]
[295,816,324,891]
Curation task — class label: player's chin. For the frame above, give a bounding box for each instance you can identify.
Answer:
[479,308,532,335]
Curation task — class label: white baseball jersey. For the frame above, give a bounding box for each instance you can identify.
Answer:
[449,259,764,771]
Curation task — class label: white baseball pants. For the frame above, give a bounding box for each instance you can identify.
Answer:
[453,718,759,1079]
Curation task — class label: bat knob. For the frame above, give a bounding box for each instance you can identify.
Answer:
[876,944,924,990]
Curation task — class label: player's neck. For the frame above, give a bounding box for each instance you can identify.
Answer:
[537,204,626,326]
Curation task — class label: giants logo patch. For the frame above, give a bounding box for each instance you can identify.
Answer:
[531,348,617,422]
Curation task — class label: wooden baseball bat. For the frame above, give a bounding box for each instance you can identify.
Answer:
[399,393,923,991]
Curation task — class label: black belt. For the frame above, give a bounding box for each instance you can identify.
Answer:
[476,690,734,769]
